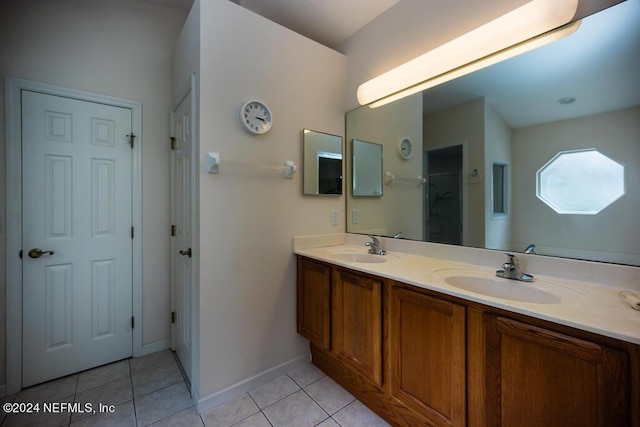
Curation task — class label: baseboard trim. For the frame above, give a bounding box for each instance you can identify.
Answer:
[141,339,171,356]
[196,355,310,414]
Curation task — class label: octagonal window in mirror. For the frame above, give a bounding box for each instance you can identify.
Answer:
[536,149,625,215]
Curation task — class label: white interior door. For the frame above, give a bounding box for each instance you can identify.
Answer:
[171,90,193,382]
[21,90,133,387]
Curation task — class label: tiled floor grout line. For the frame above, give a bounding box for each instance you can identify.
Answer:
[288,370,356,426]
[245,392,267,426]
[81,355,185,426]
[224,371,334,427]
[4,355,388,427]
[128,358,139,427]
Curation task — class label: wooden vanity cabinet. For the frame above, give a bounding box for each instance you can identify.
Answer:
[389,285,466,427]
[296,256,639,427]
[297,257,331,351]
[332,267,383,386]
[480,314,631,427]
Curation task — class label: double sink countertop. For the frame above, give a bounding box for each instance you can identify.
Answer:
[294,234,640,345]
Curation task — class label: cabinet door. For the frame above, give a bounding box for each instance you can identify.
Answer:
[389,287,466,427]
[297,258,331,351]
[485,315,629,427]
[333,268,383,385]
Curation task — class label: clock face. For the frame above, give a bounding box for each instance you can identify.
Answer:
[398,138,413,159]
[241,101,273,134]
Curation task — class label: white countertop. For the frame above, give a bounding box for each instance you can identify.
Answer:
[294,241,640,345]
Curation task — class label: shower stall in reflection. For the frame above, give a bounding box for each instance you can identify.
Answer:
[424,145,463,245]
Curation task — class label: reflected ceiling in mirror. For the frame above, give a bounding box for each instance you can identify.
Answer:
[303,129,343,195]
[345,1,640,266]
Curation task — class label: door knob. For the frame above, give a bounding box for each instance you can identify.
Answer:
[28,248,54,259]
[179,248,192,258]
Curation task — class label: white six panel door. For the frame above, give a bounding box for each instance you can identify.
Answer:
[21,90,133,387]
[171,91,193,382]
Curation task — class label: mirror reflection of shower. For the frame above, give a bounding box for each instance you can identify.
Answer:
[424,145,462,244]
[317,152,343,194]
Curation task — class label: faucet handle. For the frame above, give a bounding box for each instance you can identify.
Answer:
[365,235,386,255]
[504,253,519,267]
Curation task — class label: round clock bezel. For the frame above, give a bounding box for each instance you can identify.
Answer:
[398,138,413,160]
[240,100,273,135]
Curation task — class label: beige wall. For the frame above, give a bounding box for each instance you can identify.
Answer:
[484,103,513,250]
[511,107,640,265]
[0,0,188,387]
[175,0,347,405]
[346,93,423,240]
[172,0,200,104]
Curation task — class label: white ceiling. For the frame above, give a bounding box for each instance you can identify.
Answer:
[137,0,399,49]
[133,0,194,11]
[228,0,399,49]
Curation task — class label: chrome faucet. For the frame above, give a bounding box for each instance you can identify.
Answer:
[365,236,386,255]
[496,253,533,282]
[524,244,536,254]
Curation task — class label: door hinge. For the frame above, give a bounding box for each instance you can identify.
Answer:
[170,137,178,150]
[131,316,135,329]
[171,225,176,236]
[171,311,176,324]
[19,250,23,259]
[131,226,134,239]
[127,133,136,148]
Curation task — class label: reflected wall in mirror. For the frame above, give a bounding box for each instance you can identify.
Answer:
[352,139,383,197]
[303,129,343,195]
[346,1,640,266]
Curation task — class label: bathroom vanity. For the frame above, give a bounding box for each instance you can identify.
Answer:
[295,238,640,427]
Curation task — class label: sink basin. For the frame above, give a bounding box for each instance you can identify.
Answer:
[445,276,561,304]
[332,253,387,264]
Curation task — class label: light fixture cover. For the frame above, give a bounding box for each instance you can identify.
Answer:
[357,0,579,105]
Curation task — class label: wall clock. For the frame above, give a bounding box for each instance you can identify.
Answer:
[398,138,413,160]
[240,100,273,134]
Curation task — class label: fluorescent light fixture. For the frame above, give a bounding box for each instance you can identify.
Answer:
[369,20,581,108]
[357,0,579,106]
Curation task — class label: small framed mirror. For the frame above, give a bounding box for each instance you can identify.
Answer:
[352,139,383,197]
[303,129,343,195]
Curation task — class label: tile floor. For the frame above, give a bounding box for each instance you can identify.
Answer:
[1,350,390,426]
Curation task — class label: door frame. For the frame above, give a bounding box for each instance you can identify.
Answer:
[4,77,143,395]
[423,140,469,245]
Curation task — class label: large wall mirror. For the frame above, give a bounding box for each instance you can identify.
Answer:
[303,129,343,195]
[346,1,640,266]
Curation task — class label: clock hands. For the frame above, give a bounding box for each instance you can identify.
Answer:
[255,117,266,122]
